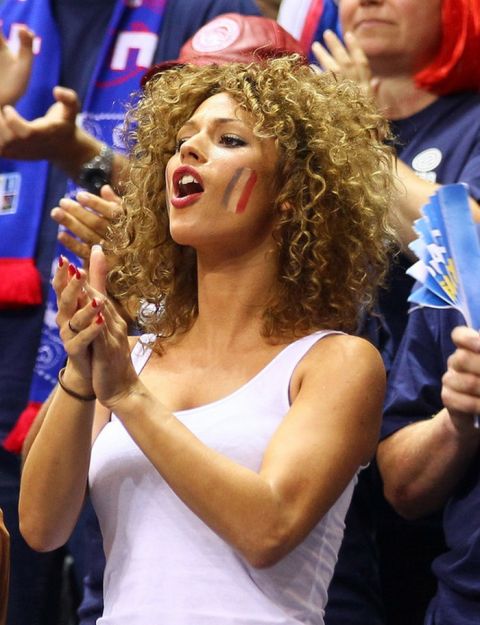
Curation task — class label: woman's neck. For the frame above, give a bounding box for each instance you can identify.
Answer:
[185,251,280,352]
[373,74,439,121]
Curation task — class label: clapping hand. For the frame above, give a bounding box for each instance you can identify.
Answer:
[51,185,123,267]
[53,246,138,409]
[312,29,380,99]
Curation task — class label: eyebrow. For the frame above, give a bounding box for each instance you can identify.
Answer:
[179,117,244,130]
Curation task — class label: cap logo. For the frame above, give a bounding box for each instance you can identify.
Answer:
[191,16,241,53]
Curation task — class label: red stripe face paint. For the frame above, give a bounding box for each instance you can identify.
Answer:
[221,167,257,214]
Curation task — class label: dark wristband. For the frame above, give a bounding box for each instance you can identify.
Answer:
[58,367,96,402]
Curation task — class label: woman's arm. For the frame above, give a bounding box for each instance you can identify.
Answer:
[91,303,385,567]
[18,258,110,552]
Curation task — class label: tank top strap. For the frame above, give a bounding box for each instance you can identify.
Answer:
[250,329,345,408]
[130,334,156,374]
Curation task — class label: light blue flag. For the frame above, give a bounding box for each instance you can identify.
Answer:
[407,184,480,330]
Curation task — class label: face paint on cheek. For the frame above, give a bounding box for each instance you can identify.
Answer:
[222,167,258,214]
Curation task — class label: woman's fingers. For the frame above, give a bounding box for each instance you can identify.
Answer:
[311,41,339,73]
[78,189,121,219]
[50,190,122,263]
[312,30,374,94]
[344,31,372,84]
[89,244,108,295]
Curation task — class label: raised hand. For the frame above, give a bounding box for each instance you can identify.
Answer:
[0,24,35,106]
[52,257,106,392]
[89,246,139,409]
[51,185,123,266]
[312,30,379,98]
[441,326,480,432]
[0,85,79,161]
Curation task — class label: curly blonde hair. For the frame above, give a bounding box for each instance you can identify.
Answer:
[107,55,394,341]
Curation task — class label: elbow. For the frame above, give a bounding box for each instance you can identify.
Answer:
[244,545,284,569]
[19,510,66,553]
[383,480,431,521]
[239,523,295,569]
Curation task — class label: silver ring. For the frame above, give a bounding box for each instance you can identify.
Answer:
[68,319,80,334]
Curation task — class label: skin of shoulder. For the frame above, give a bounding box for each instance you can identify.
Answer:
[290,333,385,462]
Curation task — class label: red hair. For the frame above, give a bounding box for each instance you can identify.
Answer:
[414,0,480,94]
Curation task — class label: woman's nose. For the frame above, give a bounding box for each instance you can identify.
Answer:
[179,136,206,163]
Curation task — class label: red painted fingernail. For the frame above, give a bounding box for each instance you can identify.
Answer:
[58,256,64,267]
[68,263,76,276]
[75,269,81,280]
[91,298,98,308]
[96,313,104,325]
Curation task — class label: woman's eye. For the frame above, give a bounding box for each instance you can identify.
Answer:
[175,138,188,152]
[220,134,246,147]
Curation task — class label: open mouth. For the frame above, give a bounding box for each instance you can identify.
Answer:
[173,167,205,199]
[177,174,204,198]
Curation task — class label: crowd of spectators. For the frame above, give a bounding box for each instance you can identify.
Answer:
[1,1,479,625]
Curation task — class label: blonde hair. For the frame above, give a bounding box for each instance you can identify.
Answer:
[107,55,394,341]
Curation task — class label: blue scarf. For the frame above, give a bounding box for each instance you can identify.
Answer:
[3,0,167,452]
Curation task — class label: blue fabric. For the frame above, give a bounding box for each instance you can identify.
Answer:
[382,306,480,624]
[407,187,480,330]
[308,0,341,62]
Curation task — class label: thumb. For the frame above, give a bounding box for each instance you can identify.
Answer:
[89,245,108,295]
[52,85,80,122]
[2,105,30,137]
[17,26,35,61]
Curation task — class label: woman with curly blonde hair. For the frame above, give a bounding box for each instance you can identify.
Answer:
[20,56,393,625]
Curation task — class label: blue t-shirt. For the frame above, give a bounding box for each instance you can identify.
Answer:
[379,92,480,367]
[0,0,260,442]
[382,305,480,625]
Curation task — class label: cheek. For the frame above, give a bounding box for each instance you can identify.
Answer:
[338,0,355,31]
[222,167,258,214]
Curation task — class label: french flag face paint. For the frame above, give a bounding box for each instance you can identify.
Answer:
[222,167,258,214]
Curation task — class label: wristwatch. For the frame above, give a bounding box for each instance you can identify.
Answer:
[77,143,114,194]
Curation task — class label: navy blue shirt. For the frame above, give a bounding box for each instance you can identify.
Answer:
[379,92,480,367]
[382,306,480,625]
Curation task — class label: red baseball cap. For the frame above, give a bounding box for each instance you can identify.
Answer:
[142,13,307,86]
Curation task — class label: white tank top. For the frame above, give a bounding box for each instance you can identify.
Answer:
[89,330,358,625]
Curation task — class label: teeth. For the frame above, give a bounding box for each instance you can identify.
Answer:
[180,174,197,185]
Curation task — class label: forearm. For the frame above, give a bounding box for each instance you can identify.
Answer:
[19,378,95,552]
[377,408,480,519]
[21,387,56,468]
[112,387,322,568]
[53,126,128,189]
[390,158,480,250]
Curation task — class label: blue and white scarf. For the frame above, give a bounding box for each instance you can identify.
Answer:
[2,0,167,452]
